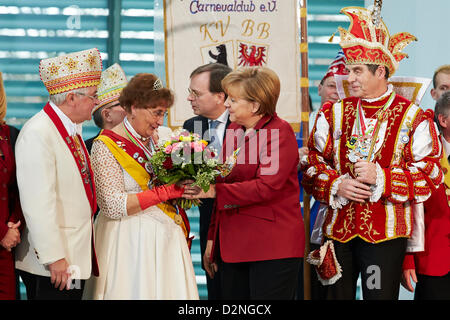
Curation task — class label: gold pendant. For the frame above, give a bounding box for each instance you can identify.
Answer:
[174,214,183,225]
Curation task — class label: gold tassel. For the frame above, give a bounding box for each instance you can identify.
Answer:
[328,31,337,43]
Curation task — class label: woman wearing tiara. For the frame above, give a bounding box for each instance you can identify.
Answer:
[83,73,199,300]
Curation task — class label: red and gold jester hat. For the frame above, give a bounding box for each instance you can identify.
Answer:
[338,6,417,76]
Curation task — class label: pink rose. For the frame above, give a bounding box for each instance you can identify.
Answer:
[192,141,204,153]
[171,142,182,152]
[164,145,173,154]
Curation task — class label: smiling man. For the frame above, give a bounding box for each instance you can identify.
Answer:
[302,7,443,300]
[15,48,102,300]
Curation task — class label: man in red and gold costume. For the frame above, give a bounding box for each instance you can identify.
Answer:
[302,6,444,300]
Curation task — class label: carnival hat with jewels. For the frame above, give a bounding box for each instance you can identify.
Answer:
[92,63,128,114]
[322,50,348,83]
[337,5,416,76]
[39,48,102,95]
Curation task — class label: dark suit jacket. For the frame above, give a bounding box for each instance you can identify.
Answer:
[84,131,100,155]
[183,115,230,265]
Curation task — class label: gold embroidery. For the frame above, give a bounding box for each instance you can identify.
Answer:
[336,203,356,241]
[359,204,380,242]
[341,100,359,176]
[85,53,98,68]
[373,101,407,163]
[47,63,60,76]
[65,58,78,71]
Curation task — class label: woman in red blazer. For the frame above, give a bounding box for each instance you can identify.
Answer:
[0,73,24,300]
[186,67,305,299]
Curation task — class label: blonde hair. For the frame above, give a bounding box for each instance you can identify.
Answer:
[433,65,450,88]
[221,67,280,116]
[0,72,6,124]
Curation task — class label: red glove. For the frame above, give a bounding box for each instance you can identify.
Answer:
[136,184,184,211]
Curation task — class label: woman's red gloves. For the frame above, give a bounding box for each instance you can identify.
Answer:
[136,184,184,211]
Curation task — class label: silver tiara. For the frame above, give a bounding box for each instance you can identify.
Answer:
[153,78,163,90]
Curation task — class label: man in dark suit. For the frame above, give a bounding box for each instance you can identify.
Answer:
[183,63,231,300]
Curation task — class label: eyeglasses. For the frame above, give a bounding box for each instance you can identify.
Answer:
[105,102,121,110]
[76,92,98,101]
[188,88,202,99]
[147,109,168,119]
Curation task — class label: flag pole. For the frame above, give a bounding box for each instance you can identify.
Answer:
[299,0,311,300]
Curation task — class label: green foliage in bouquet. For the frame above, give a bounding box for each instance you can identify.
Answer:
[149,129,223,209]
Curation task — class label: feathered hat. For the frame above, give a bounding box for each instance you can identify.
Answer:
[338,6,416,76]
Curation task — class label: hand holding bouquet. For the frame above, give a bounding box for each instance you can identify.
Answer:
[149,129,222,209]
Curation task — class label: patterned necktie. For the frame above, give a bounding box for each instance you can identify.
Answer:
[208,120,222,155]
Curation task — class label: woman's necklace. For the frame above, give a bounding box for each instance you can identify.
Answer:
[123,117,156,159]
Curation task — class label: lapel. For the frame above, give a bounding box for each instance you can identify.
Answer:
[43,103,97,215]
[223,116,231,139]
[189,114,230,141]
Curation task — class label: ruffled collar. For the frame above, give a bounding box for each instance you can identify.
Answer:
[362,84,394,103]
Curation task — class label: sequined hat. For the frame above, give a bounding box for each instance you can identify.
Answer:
[92,63,127,114]
[338,6,417,76]
[322,50,348,83]
[39,48,103,95]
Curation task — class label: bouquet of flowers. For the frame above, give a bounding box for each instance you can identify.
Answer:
[149,129,223,209]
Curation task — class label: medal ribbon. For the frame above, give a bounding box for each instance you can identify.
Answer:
[355,92,396,139]
[122,117,155,161]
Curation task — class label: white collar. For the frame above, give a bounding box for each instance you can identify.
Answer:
[209,109,229,124]
[362,84,394,103]
[49,101,82,137]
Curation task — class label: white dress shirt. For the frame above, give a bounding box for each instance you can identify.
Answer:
[208,109,229,145]
[49,100,82,137]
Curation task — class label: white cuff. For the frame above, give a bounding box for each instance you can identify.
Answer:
[329,173,350,209]
[369,162,385,202]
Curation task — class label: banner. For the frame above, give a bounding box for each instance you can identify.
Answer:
[164,0,301,127]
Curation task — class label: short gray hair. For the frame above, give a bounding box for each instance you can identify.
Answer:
[49,87,90,105]
[434,91,450,131]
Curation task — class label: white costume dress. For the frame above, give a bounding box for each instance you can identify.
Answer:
[83,135,199,300]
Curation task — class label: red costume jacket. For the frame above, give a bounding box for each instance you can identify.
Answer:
[303,93,443,244]
[402,148,450,276]
[208,113,305,263]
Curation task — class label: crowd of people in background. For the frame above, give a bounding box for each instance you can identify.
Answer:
[0,5,449,301]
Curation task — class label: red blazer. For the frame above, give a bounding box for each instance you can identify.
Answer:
[0,125,24,242]
[403,183,450,276]
[208,113,305,263]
